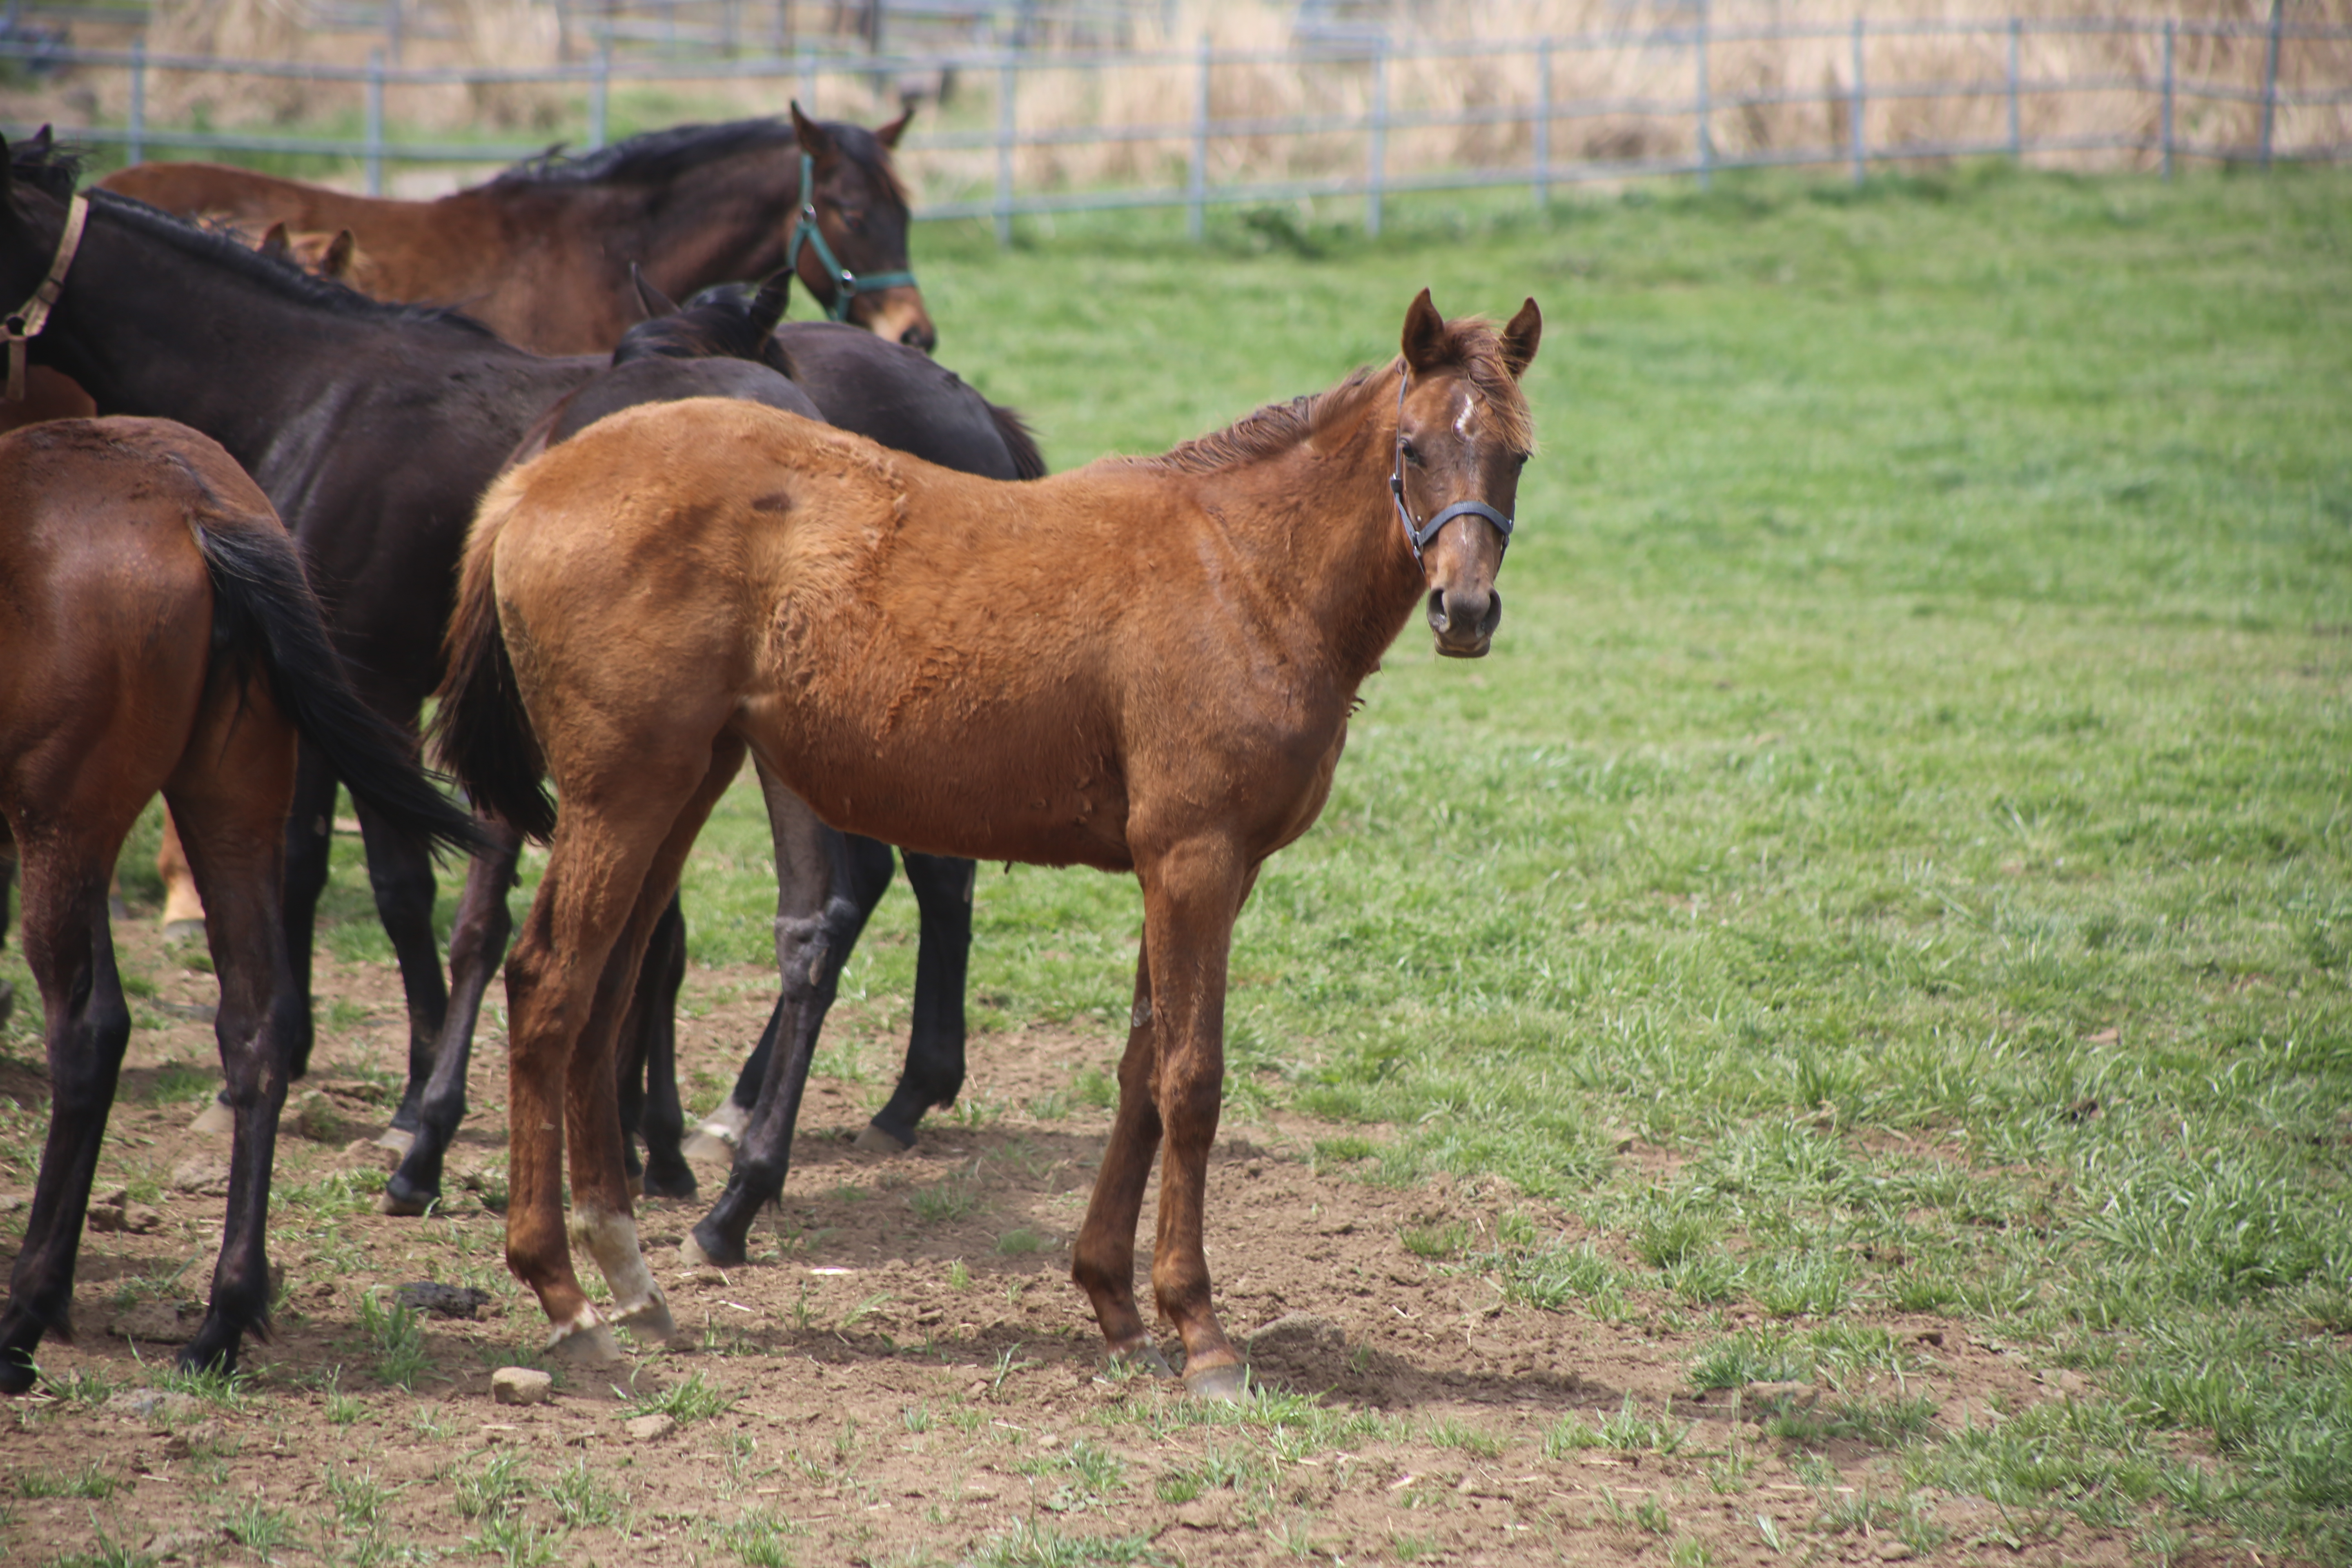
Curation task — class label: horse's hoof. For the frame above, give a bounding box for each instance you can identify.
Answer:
[160,918,207,947]
[679,1227,747,1270]
[1102,1343,1177,1381]
[188,1098,234,1137]
[377,1187,432,1218]
[373,1126,418,1156]
[853,1120,916,1155]
[545,1319,624,1366]
[1183,1363,1250,1403]
[614,1294,676,1345]
[641,1165,698,1201]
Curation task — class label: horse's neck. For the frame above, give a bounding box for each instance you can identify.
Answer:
[592,160,795,298]
[1198,414,1424,690]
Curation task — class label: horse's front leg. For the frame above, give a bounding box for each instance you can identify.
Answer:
[354,790,452,1125]
[858,849,975,1152]
[381,817,520,1213]
[1071,948,1170,1376]
[685,769,887,1267]
[1139,837,1252,1400]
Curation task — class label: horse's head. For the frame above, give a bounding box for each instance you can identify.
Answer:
[1392,289,1541,659]
[617,267,796,379]
[787,103,936,354]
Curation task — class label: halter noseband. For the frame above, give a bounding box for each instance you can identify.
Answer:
[5,191,88,401]
[785,150,918,324]
[1389,365,1515,564]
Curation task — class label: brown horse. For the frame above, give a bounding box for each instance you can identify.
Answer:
[435,291,1540,1394]
[99,105,932,355]
[0,418,482,1390]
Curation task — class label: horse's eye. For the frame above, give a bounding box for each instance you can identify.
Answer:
[1400,440,1423,467]
[839,209,867,233]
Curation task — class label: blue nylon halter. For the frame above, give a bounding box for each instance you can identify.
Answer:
[785,150,919,324]
[1388,366,1515,563]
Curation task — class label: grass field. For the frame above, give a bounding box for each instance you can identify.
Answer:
[4,161,2348,1562]
[795,165,2351,1559]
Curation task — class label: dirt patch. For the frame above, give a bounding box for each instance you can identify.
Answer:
[0,920,2147,1566]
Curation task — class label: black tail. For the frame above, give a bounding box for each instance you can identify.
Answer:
[192,521,489,861]
[989,400,1049,481]
[428,474,558,842]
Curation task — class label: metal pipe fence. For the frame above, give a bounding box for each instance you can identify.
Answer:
[4,11,2348,221]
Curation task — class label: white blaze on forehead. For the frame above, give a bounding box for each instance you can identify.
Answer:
[1453,388,1481,440]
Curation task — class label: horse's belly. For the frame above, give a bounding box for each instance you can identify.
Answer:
[742,701,1133,872]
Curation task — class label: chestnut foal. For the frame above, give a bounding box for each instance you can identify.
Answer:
[437,292,1539,1396]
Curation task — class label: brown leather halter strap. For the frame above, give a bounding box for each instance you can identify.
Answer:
[5,191,88,401]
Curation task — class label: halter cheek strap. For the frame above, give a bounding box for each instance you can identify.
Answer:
[1389,367,1515,564]
[785,150,918,324]
[5,192,88,401]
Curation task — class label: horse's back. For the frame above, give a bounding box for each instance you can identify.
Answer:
[774,323,1031,481]
[549,358,823,450]
[101,162,343,226]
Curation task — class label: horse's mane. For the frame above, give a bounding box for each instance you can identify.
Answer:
[486,118,908,208]
[1131,316,1535,476]
[75,189,501,339]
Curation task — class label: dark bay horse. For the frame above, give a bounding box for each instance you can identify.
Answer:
[382,276,1042,1217]
[437,292,1541,1392]
[100,105,933,354]
[0,417,481,1390]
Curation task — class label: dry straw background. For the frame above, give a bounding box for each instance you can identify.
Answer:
[10,2,2352,201]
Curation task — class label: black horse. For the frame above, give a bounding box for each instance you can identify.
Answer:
[0,136,1029,1236]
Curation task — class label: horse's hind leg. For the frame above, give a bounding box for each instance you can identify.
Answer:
[381,820,520,1214]
[0,842,133,1392]
[164,693,300,1377]
[0,826,15,1032]
[504,733,743,1359]
[686,771,889,1268]
[858,849,975,1152]
[560,741,747,1348]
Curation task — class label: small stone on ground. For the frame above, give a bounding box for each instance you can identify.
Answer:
[490,1367,554,1406]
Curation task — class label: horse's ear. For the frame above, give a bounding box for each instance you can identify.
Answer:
[1500,297,1541,379]
[630,263,680,321]
[749,267,793,334]
[874,108,912,149]
[257,222,292,263]
[790,101,837,167]
[27,125,52,160]
[323,229,357,279]
[1400,287,1447,373]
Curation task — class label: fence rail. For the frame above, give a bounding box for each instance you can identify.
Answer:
[4,11,2348,237]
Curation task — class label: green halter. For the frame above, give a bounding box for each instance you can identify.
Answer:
[786,150,918,323]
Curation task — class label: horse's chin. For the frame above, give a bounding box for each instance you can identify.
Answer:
[1433,636,1493,659]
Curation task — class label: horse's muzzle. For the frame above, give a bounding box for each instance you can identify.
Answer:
[1428,586,1502,659]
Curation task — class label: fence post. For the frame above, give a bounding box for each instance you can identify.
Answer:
[385,0,403,67]
[365,51,385,197]
[1533,35,1552,209]
[1849,15,1866,187]
[1188,32,1209,242]
[2162,18,2176,180]
[2007,16,2022,162]
[1366,36,1388,237]
[2260,0,2281,169]
[590,39,610,148]
[1694,1,1712,190]
[127,37,145,167]
[995,50,1017,248]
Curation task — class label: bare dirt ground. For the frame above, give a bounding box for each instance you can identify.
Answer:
[0,920,2145,1567]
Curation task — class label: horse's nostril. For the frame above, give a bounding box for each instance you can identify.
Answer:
[902,323,938,352]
